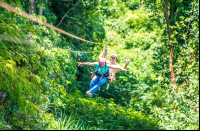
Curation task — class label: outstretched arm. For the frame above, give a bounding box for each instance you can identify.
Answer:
[77,62,95,67]
[110,58,130,72]
[109,65,127,71]
[123,58,130,69]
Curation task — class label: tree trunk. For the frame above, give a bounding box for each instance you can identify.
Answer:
[140,0,143,6]
[163,0,176,86]
[39,7,43,16]
[29,0,35,24]
[139,0,143,8]
[39,3,44,26]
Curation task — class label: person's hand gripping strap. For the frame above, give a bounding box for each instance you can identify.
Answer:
[104,42,108,58]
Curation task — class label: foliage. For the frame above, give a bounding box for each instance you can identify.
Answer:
[0,0,199,130]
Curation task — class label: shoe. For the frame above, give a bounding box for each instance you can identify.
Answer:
[86,91,92,97]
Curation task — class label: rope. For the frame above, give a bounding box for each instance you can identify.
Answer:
[0,1,100,45]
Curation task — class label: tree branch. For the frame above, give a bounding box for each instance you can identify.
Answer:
[56,0,82,27]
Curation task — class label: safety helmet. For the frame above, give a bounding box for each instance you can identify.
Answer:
[110,54,117,59]
[99,58,106,63]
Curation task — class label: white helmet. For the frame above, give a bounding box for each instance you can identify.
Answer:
[110,54,117,59]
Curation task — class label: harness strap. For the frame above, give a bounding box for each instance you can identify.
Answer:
[96,62,107,76]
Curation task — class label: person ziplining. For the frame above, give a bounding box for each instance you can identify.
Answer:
[91,43,130,82]
[96,49,130,83]
[77,58,127,97]
[77,43,130,97]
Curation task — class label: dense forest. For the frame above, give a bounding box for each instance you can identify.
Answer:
[0,0,199,130]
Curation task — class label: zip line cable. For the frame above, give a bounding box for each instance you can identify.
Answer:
[0,1,100,45]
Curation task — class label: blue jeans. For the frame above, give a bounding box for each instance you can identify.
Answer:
[89,75,107,95]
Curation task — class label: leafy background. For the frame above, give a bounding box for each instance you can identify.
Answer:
[0,0,199,130]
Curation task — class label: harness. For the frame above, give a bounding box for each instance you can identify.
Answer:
[89,42,111,90]
[95,62,109,77]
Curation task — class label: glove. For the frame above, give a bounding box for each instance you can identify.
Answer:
[126,58,130,65]
[104,48,107,52]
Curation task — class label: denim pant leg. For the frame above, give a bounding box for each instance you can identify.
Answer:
[89,75,101,91]
[89,76,107,95]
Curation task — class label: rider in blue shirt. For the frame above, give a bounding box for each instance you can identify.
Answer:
[77,58,127,97]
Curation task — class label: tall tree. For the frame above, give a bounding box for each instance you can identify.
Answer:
[162,0,176,86]
[145,0,198,87]
[29,0,36,24]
